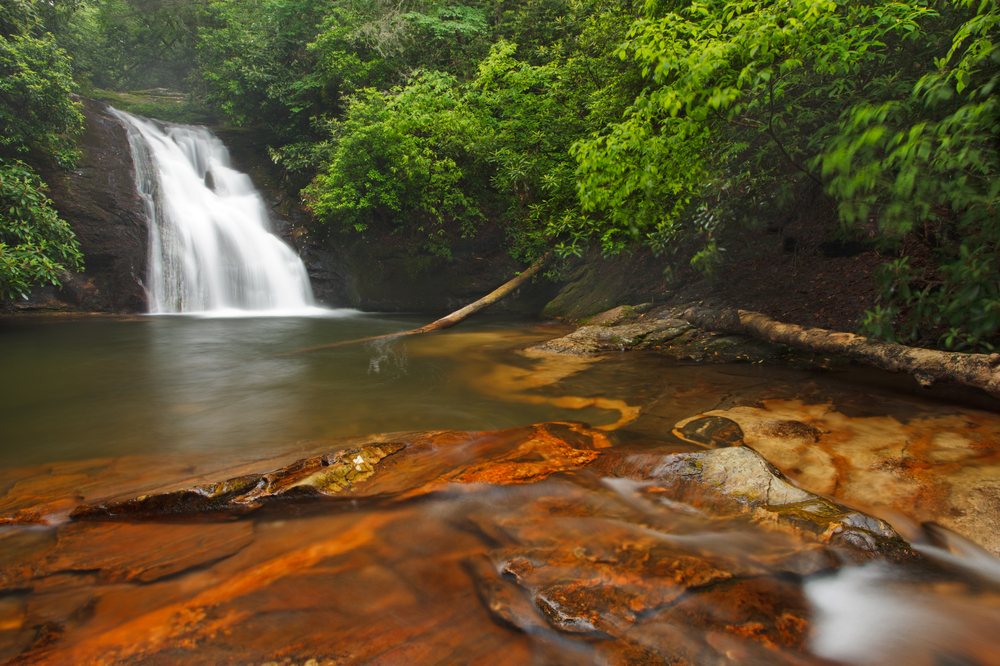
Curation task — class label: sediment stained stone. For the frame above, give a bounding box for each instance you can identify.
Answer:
[674,399,1000,555]
[38,521,255,583]
[1,423,926,665]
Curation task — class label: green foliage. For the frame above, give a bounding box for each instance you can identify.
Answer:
[55,0,208,92]
[1,12,83,164]
[0,159,83,300]
[575,0,937,257]
[7,0,995,349]
[301,1,641,265]
[401,4,489,77]
[820,0,1000,349]
[197,0,337,136]
[0,0,83,301]
[302,71,489,257]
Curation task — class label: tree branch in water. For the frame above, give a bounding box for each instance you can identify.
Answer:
[279,255,548,356]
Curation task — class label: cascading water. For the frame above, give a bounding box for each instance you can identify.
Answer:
[112,109,317,314]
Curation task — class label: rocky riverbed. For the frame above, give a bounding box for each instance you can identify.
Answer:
[3,312,1000,665]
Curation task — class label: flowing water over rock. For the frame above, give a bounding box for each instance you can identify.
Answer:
[111,109,315,314]
[3,318,1000,665]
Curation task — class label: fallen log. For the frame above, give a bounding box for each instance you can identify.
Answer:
[280,255,548,355]
[682,307,1000,399]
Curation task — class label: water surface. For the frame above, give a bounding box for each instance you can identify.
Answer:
[0,313,626,466]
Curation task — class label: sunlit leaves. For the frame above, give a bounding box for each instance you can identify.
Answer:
[302,71,488,257]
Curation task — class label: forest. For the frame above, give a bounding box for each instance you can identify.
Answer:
[1,0,998,348]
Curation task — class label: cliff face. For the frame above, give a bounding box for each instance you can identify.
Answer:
[21,98,149,313]
[299,227,561,315]
[216,126,561,315]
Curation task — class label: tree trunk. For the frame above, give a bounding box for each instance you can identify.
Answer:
[682,307,1000,399]
[281,256,548,356]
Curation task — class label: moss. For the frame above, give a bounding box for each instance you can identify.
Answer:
[293,442,405,494]
[91,89,217,125]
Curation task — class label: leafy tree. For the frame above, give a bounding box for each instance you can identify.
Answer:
[58,0,208,92]
[1,0,84,301]
[302,70,490,257]
[197,0,336,135]
[821,0,1000,349]
[300,1,642,264]
[1,0,83,164]
[0,159,83,300]
[574,0,937,259]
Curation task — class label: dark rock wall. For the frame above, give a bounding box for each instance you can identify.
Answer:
[217,127,560,315]
[541,251,671,322]
[22,98,148,313]
[300,227,561,314]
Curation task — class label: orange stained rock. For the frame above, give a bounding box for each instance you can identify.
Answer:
[676,399,1000,555]
[32,513,395,665]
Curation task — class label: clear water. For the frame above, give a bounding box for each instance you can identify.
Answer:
[0,314,618,467]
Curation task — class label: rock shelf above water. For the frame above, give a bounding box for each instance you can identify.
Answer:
[68,423,910,565]
[3,422,998,666]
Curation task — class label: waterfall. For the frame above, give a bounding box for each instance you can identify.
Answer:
[111,109,317,314]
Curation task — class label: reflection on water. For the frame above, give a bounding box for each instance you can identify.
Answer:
[0,314,622,467]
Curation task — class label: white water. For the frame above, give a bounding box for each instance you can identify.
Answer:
[112,109,317,314]
[806,525,1000,666]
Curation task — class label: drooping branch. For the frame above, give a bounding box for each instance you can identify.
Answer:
[279,255,548,356]
[682,307,1000,399]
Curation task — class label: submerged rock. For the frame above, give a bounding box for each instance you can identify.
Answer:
[71,442,407,518]
[39,521,254,583]
[676,400,1000,556]
[67,423,910,569]
[70,424,609,518]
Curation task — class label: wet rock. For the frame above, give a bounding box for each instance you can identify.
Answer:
[0,528,57,592]
[672,415,746,448]
[539,250,671,322]
[585,305,637,326]
[70,424,609,518]
[679,400,1000,556]
[527,303,787,362]
[72,442,406,518]
[1,422,932,666]
[39,521,254,583]
[590,445,914,563]
[526,319,691,356]
[22,98,149,313]
[461,475,840,665]
[464,554,550,634]
[304,225,560,313]
[0,510,48,527]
